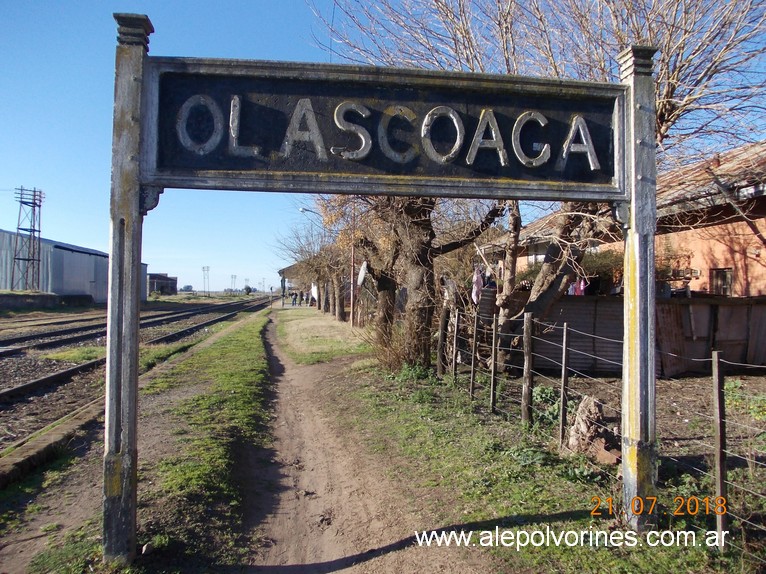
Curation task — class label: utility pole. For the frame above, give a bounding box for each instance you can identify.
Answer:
[202,266,210,297]
[11,186,44,292]
[350,199,356,326]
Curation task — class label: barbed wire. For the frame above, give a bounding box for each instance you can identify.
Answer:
[443,306,765,558]
[721,358,766,369]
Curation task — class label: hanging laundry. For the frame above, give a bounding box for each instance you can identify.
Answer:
[472,267,483,304]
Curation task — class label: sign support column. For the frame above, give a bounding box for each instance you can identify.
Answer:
[104,13,153,564]
[619,45,658,530]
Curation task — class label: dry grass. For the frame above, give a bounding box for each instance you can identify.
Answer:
[275,308,370,364]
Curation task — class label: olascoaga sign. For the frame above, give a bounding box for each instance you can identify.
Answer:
[141,59,628,201]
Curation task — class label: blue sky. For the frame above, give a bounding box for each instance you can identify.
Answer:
[0,1,336,292]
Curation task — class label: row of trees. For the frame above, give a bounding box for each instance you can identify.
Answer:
[281,0,764,368]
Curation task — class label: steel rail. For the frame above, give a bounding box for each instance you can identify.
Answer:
[0,299,267,402]
[0,298,263,351]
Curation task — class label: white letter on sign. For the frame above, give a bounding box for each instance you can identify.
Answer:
[333,101,372,161]
[229,95,265,159]
[176,94,225,155]
[555,115,601,171]
[512,111,550,168]
[466,109,508,167]
[281,98,328,161]
[378,105,418,164]
[421,106,464,164]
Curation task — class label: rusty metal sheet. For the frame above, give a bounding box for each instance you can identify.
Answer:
[656,302,688,377]
[593,298,624,375]
[140,58,627,201]
[747,304,766,365]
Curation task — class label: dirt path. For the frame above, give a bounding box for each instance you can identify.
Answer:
[0,312,495,572]
[245,317,491,573]
[0,318,255,573]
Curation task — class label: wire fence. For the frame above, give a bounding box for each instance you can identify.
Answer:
[438,306,766,567]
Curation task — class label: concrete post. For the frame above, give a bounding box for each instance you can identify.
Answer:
[619,45,658,530]
[104,13,153,564]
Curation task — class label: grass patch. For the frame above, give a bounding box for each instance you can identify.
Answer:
[40,323,233,374]
[139,311,273,568]
[138,341,196,374]
[725,378,766,422]
[275,307,370,364]
[42,347,106,363]
[27,521,109,574]
[321,360,744,573]
[28,311,274,572]
[0,449,77,535]
[140,321,241,394]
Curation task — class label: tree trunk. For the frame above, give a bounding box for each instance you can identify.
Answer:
[436,304,450,377]
[328,281,337,317]
[374,271,397,347]
[522,202,596,318]
[332,273,347,322]
[402,248,435,367]
[315,281,322,312]
[497,200,522,369]
[321,281,330,313]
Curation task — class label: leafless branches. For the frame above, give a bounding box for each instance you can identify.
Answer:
[313,0,766,164]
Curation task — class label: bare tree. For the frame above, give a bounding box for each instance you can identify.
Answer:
[314,0,765,162]
[274,215,346,320]
[321,191,503,366]
[312,0,766,351]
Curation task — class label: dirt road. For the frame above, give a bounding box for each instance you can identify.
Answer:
[0,313,495,572]
[246,318,491,573]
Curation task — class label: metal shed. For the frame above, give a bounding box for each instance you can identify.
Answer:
[0,228,147,303]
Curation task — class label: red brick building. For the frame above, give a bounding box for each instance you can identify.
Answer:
[500,141,766,297]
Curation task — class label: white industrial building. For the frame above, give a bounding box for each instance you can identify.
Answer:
[0,228,147,303]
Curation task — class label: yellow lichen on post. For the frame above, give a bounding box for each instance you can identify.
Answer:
[619,45,658,531]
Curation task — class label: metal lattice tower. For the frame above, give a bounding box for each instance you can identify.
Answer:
[10,186,44,291]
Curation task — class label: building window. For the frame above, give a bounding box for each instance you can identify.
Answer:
[710,268,733,296]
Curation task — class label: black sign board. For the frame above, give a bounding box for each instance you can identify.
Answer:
[141,58,627,201]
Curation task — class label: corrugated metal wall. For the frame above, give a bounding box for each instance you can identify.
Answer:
[0,230,16,290]
[534,297,624,376]
[521,296,766,377]
[0,229,55,292]
[0,228,147,303]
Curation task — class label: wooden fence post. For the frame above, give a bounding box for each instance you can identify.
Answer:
[522,312,534,427]
[469,310,478,399]
[451,311,460,379]
[712,350,728,552]
[559,322,570,448]
[436,305,449,377]
[490,313,498,413]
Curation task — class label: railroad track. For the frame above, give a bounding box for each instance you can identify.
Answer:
[0,298,269,484]
[0,299,254,354]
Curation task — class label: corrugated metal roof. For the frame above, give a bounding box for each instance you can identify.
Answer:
[0,228,109,258]
[486,141,766,248]
[656,140,765,216]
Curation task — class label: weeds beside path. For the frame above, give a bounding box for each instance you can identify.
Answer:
[1,309,273,573]
[2,306,754,573]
